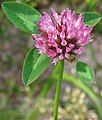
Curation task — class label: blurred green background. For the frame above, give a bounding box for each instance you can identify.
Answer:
[0,0,102,120]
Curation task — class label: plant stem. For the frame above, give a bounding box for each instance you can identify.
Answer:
[54,60,64,120]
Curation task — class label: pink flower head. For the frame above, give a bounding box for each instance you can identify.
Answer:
[32,8,93,64]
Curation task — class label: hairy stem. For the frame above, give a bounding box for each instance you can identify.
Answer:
[54,60,64,120]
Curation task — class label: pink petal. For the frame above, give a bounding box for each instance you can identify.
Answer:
[59,54,64,60]
[66,47,71,52]
[61,39,67,46]
[56,47,62,53]
[69,43,75,49]
[65,53,70,59]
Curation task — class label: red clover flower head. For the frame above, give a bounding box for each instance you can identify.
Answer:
[32,8,93,64]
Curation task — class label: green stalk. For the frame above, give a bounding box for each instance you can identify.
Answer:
[54,60,64,120]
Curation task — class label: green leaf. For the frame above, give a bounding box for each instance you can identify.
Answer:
[22,48,51,86]
[83,12,101,26]
[76,61,94,83]
[2,2,41,33]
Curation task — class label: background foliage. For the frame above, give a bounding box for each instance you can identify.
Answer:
[0,0,102,120]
